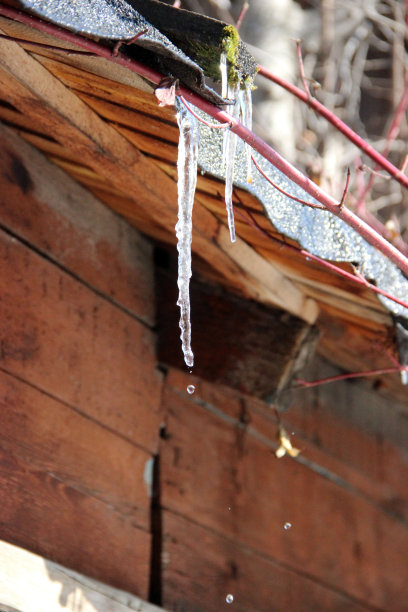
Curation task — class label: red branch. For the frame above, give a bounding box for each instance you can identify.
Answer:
[251,155,325,209]
[296,365,407,389]
[233,197,408,311]
[357,76,408,208]
[0,4,408,278]
[257,64,408,193]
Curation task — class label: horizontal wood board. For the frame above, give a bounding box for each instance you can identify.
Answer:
[0,540,165,612]
[159,369,408,611]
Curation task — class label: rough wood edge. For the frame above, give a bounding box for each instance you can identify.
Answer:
[0,540,166,612]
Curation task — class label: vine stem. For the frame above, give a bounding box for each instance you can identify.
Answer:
[257,64,408,192]
[0,3,408,277]
[295,365,408,389]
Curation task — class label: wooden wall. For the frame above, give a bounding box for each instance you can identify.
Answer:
[0,124,163,598]
[1,125,408,611]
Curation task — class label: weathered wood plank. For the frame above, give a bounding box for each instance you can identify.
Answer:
[0,368,152,528]
[0,123,155,325]
[0,448,151,597]
[0,540,165,612]
[161,511,373,612]
[0,227,162,450]
[160,376,408,610]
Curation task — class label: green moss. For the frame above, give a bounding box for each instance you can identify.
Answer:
[188,25,242,86]
[221,25,240,66]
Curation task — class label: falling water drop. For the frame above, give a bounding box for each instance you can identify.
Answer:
[187,384,195,395]
[226,594,234,604]
[284,522,292,530]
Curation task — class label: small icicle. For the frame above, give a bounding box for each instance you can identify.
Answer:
[223,83,240,242]
[240,85,253,183]
[175,101,199,367]
[220,51,228,100]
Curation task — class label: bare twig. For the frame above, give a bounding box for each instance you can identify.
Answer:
[233,193,408,311]
[339,168,351,211]
[295,365,408,388]
[251,155,325,209]
[257,64,408,193]
[356,76,408,206]
[236,1,249,31]
[295,39,311,100]
[180,96,231,128]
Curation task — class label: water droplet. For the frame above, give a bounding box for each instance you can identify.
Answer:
[284,522,292,530]
[226,594,234,604]
[228,506,231,511]
[189,369,193,374]
[186,384,195,394]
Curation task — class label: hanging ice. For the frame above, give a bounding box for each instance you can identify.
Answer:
[220,51,228,99]
[175,101,199,367]
[240,85,253,183]
[223,83,241,243]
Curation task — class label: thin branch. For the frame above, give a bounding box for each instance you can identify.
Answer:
[356,75,408,206]
[180,95,231,128]
[251,155,325,209]
[257,64,408,193]
[0,32,95,54]
[1,3,408,277]
[338,167,351,210]
[233,193,408,311]
[236,1,250,31]
[295,365,407,388]
[295,39,312,99]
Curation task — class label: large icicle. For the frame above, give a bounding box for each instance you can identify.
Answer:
[223,82,240,243]
[240,85,253,183]
[175,101,199,368]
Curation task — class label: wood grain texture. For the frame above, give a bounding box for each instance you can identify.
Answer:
[0,540,165,612]
[0,30,318,323]
[0,368,152,529]
[0,123,155,325]
[0,447,151,597]
[0,227,162,449]
[160,373,408,610]
[162,511,374,612]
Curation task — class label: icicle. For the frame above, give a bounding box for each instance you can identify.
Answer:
[175,101,199,367]
[220,51,228,99]
[240,85,253,183]
[223,83,240,243]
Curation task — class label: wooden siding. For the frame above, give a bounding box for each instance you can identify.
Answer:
[0,123,162,597]
[159,369,408,611]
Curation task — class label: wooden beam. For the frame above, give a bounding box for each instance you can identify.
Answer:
[0,28,318,324]
[0,540,165,612]
[156,262,317,397]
